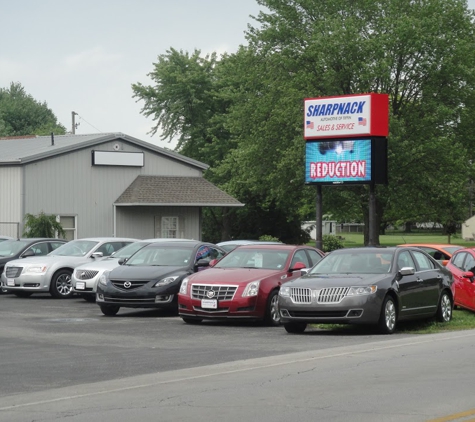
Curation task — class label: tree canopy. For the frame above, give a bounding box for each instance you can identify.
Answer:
[0,82,66,137]
[133,0,475,244]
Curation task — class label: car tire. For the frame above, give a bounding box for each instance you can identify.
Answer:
[284,322,307,334]
[100,305,120,316]
[264,290,281,326]
[81,294,96,303]
[181,317,203,324]
[13,291,32,298]
[436,291,452,323]
[50,269,74,298]
[378,295,397,334]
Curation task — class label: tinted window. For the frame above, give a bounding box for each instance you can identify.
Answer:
[452,252,467,270]
[291,250,311,268]
[412,250,435,271]
[307,249,323,266]
[463,254,475,272]
[397,251,416,270]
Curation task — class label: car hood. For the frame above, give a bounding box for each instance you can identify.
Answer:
[109,265,189,280]
[75,258,120,272]
[188,267,284,284]
[286,273,390,288]
[6,255,93,267]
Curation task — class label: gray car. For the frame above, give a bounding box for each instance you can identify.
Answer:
[1,237,137,298]
[278,246,454,334]
[72,238,190,302]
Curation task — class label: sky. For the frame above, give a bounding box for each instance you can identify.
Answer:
[2,0,475,151]
[1,0,264,149]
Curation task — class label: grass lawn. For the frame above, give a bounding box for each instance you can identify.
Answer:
[337,232,475,248]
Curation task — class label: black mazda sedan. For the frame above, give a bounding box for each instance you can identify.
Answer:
[278,246,454,334]
[96,240,226,316]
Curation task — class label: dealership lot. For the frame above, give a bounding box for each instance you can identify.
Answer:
[0,293,415,398]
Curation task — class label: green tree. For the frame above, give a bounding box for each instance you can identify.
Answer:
[23,212,66,239]
[0,82,66,136]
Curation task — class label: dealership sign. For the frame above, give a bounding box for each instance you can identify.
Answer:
[304,93,389,139]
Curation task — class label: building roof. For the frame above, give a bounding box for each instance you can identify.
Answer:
[115,176,244,207]
[0,133,207,169]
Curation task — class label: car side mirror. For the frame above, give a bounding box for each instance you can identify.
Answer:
[21,250,35,258]
[442,259,449,267]
[118,257,127,265]
[399,267,415,276]
[91,252,103,259]
[209,258,219,267]
[462,271,474,281]
[195,258,210,269]
[290,262,306,272]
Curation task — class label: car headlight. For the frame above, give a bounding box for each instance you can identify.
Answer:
[24,265,47,274]
[279,286,290,297]
[348,285,377,296]
[99,271,110,286]
[154,276,179,287]
[242,280,260,297]
[179,277,189,295]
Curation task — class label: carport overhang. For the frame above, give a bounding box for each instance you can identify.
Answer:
[112,175,244,236]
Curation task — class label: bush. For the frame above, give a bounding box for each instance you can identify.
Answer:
[23,212,66,238]
[259,235,280,242]
[322,234,344,253]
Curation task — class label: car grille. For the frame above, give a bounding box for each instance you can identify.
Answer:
[289,287,312,303]
[288,310,348,318]
[5,267,22,278]
[75,270,99,280]
[110,280,149,291]
[191,284,237,300]
[104,296,155,303]
[317,287,350,304]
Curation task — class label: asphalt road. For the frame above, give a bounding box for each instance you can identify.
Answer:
[1,294,475,422]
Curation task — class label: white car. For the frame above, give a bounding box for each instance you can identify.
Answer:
[72,238,184,302]
[1,237,137,298]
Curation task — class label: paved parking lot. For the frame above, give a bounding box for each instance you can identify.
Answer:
[0,293,413,398]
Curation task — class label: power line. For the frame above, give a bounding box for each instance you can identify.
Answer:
[71,111,103,134]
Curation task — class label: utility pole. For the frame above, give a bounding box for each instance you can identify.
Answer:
[72,111,78,134]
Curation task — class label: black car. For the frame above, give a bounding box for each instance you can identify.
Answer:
[278,246,454,334]
[0,238,67,294]
[96,240,227,316]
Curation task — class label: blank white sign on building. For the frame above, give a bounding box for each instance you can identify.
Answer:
[92,150,144,167]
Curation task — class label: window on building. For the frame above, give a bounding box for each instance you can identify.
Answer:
[57,215,77,241]
[161,217,178,238]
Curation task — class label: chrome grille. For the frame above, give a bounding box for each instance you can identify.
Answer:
[110,280,148,291]
[191,284,237,300]
[289,287,312,303]
[75,269,99,280]
[317,287,350,304]
[5,267,22,278]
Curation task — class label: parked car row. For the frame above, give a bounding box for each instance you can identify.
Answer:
[1,237,473,335]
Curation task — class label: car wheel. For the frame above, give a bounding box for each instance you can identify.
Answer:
[50,269,74,298]
[264,290,281,326]
[81,294,96,303]
[181,317,203,324]
[284,322,307,334]
[100,305,120,316]
[13,291,32,298]
[436,291,452,323]
[378,295,397,334]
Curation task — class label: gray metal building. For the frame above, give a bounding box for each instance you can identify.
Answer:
[0,133,243,240]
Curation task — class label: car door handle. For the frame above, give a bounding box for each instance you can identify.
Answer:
[416,277,424,283]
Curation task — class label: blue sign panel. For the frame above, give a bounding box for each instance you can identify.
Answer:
[305,139,372,184]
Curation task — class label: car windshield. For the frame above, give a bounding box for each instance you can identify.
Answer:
[0,240,31,257]
[110,242,149,259]
[309,250,394,274]
[215,248,289,270]
[49,240,98,257]
[125,246,193,266]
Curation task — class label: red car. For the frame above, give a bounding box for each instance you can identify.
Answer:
[178,244,325,326]
[446,248,475,312]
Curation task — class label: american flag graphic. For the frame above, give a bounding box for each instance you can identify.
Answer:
[358,117,367,126]
[306,120,314,129]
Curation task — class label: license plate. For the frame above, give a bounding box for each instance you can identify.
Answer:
[201,299,218,309]
[75,281,86,290]
[6,278,15,287]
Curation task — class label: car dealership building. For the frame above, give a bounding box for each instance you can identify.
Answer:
[0,133,242,240]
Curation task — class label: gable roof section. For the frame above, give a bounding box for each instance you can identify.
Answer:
[115,176,243,207]
[0,133,207,169]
